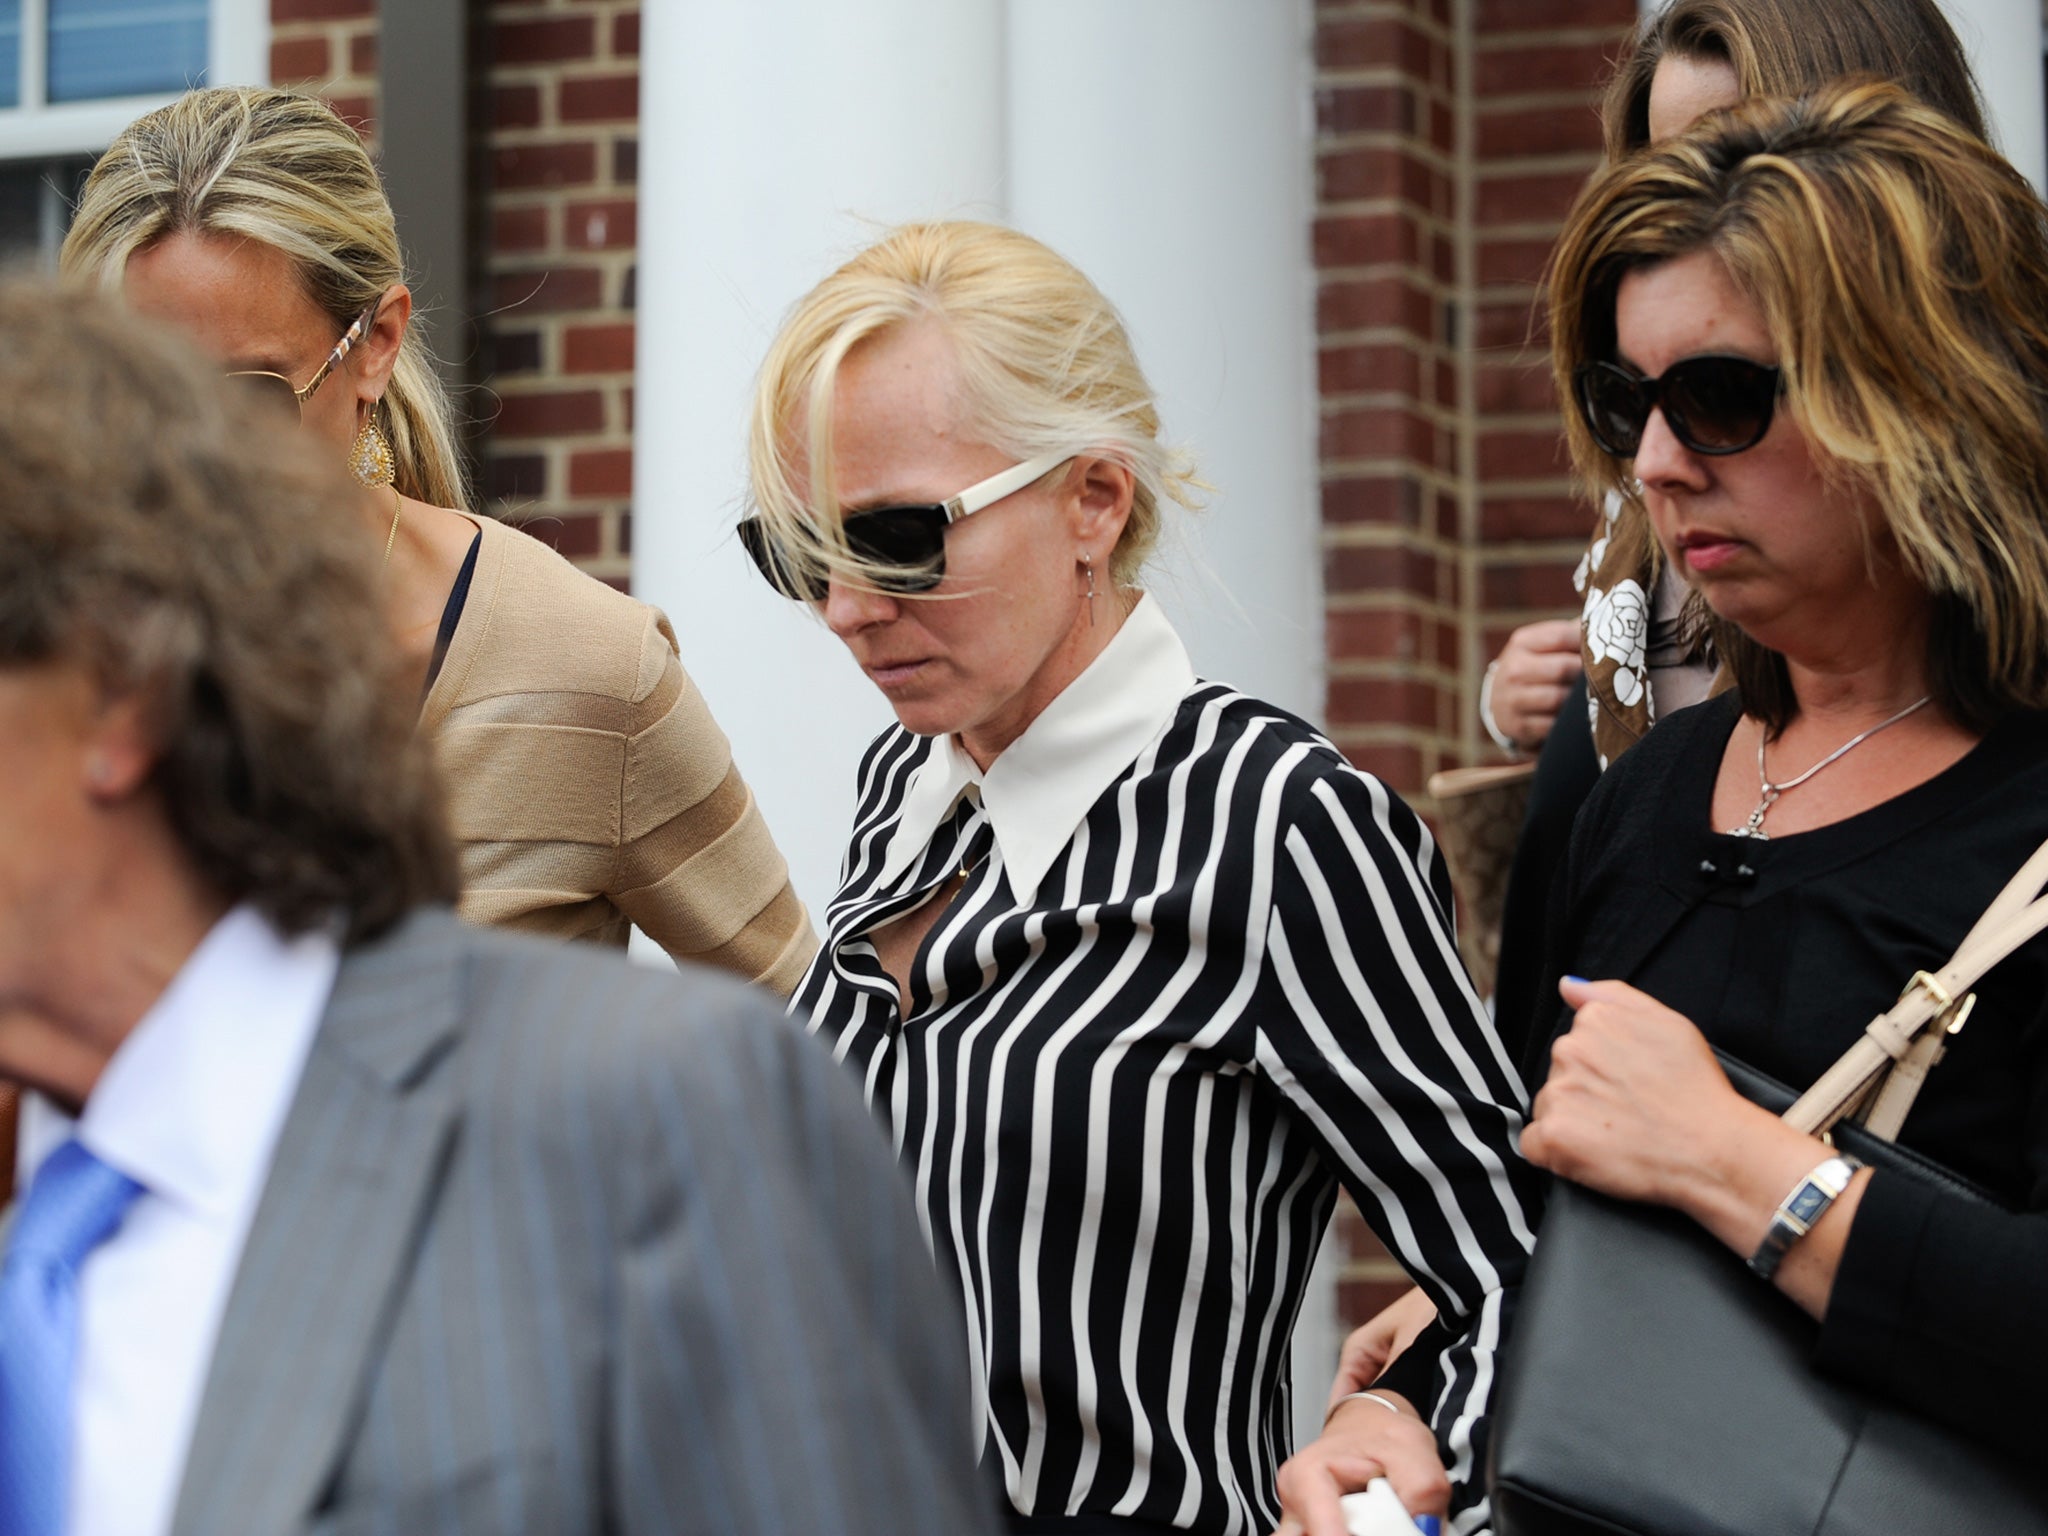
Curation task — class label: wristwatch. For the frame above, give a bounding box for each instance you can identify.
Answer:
[1748,1154,1863,1281]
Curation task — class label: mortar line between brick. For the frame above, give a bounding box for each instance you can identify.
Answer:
[1454,0,1483,768]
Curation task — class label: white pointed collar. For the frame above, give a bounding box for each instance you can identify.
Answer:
[17,903,337,1218]
[877,593,1196,907]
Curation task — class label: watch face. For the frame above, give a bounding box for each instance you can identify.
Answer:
[1785,1183,1830,1225]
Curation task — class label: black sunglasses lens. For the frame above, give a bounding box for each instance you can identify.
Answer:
[226,371,302,424]
[737,509,949,600]
[737,517,827,601]
[845,507,947,593]
[1664,358,1776,454]
[1576,364,1647,457]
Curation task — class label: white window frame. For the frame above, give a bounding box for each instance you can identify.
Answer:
[0,0,269,158]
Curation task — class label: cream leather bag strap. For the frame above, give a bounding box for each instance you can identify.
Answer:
[1785,835,2048,1143]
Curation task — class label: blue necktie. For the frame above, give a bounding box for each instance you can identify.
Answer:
[0,1139,144,1536]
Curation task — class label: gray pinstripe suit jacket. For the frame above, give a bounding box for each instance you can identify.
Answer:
[161,909,999,1536]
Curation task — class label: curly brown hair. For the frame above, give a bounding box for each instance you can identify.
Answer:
[0,281,457,940]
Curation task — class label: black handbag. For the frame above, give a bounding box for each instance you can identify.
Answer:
[1487,839,2048,1536]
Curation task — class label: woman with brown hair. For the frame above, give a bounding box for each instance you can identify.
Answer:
[1284,3,2004,1530]
[1485,0,1994,1074]
[1517,68,2048,1498]
[1296,71,2048,1536]
[58,86,814,987]
[1480,0,1988,767]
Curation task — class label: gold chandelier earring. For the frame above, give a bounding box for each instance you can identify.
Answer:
[350,408,396,489]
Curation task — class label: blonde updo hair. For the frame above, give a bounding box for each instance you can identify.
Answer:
[61,86,467,512]
[746,220,1201,590]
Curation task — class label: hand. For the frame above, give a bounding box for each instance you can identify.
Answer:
[1521,977,1763,1213]
[1484,619,1583,754]
[1325,1287,1438,1409]
[1274,1391,1450,1536]
[1525,977,1862,1318]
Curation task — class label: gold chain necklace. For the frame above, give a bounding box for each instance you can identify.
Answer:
[381,489,403,566]
[1726,696,1931,839]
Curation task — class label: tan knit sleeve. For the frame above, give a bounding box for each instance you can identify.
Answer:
[611,609,819,995]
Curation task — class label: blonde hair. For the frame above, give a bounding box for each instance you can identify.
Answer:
[1551,80,2048,731]
[60,86,468,512]
[746,220,1201,590]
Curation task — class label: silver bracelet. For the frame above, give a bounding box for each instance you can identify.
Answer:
[1325,1390,1407,1426]
[1748,1154,1863,1281]
[1479,660,1521,757]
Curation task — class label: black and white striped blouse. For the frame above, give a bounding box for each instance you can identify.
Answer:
[788,596,1540,1536]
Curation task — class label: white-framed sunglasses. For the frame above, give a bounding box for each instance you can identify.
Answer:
[737,449,1074,600]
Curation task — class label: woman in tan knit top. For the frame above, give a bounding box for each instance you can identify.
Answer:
[60,87,814,993]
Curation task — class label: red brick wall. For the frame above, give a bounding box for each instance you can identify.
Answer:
[1316,0,1461,799]
[270,0,379,143]
[273,0,644,588]
[1471,0,1633,700]
[1314,0,1633,1338]
[477,0,641,585]
[1315,0,1463,1338]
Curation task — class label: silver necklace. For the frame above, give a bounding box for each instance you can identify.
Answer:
[1726,695,1931,839]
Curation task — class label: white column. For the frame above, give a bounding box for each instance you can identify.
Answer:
[637,0,1323,912]
[1007,0,1324,725]
[1006,0,1336,1455]
[1000,0,1331,1447]
[1940,0,2047,193]
[638,0,1333,1442]
[214,0,272,87]
[634,0,1007,910]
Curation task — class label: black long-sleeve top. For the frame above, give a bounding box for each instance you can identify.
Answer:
[1523,691,2048,1458]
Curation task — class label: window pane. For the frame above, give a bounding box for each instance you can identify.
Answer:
[0,164,42,260]
[0,0,20,111]
[48,0,208,104]
[0,158,96,267]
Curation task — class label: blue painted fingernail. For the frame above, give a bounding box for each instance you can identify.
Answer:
[1563,975,1588,985]
[1414,1518,1441,1536]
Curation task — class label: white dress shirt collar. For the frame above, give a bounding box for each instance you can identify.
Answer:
[17,902,340,1536]
[20,902,340,1213]
[880,593,1197,907]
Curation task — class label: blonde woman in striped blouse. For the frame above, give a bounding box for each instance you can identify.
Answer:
[740,221,1538,1536]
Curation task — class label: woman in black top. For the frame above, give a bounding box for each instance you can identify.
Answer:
[1327,0,2003,1436]
[1487,0,1993,1069]
[1518,84,2048,1457]
[1477,0,1991,776]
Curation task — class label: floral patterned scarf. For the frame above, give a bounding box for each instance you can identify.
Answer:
[1576,498,1653,769]
[1574,497,1713,770]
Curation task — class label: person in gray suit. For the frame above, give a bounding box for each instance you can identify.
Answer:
[0,282,999,1536]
